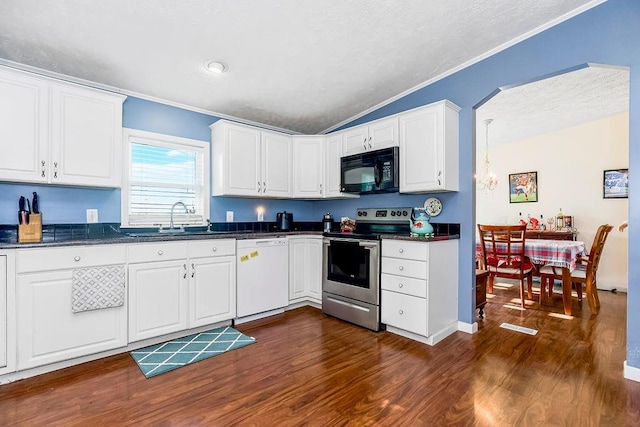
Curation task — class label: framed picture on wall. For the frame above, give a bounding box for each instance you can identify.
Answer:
[509,171,538,203]
[603,168,628,199]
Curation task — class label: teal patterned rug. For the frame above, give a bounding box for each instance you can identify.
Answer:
[131,326,256,378]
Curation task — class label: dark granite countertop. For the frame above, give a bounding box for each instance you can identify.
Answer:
[0,221,459,249]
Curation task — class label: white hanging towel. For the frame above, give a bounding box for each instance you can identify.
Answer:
[72,264,126,313]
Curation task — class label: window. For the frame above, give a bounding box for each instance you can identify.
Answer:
[122,129,210,228]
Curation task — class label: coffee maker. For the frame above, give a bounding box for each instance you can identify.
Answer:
[322,213,334,232]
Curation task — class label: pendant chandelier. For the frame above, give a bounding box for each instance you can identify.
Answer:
[477,118,498,191]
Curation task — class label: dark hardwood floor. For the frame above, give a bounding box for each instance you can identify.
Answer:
[1,281,639,426]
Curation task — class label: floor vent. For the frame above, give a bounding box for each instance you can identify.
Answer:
[500,322,538,335]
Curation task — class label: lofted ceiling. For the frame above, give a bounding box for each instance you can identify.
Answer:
[0,0,605,135]
[476,64,630,147]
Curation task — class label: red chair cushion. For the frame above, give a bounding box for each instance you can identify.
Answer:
[487,255,532,270]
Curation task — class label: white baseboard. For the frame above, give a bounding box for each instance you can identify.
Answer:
[458,321,478,334]
[234,308,285,325]
[624,361,640,383]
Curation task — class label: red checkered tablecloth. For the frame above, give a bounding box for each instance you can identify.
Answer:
[476,239,586,270]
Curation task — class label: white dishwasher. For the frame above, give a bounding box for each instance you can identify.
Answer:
[236,238,289,321]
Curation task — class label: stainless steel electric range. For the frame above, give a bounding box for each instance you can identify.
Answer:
[321,207,412,331]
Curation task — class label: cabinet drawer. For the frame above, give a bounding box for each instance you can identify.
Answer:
[381,290,426,336]
[381,273,426,298]
[17,244,126,273]
[381,257,426,280]
[382,240,428,261]
[188,239,235,258]
[128,242,188,263]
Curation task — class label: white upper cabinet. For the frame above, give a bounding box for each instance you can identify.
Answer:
[211,120,292,198]
[293,136,324,198]
[0,69,49,183]
[399,100,460,193]
[342,116,398,156]
[49,83,123,187]
[323,132,359,199]
[0,67,125,187]
[262,130,293,197]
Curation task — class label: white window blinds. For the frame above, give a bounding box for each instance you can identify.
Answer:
[122,129,210,228]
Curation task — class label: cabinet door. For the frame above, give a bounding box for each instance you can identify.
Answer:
[128,260,188,342]
[369,117,398,150]
[262,131,292,197]
[17,270,127,369]
[214,122,261,196]
[342,125,368,155]
[324,133,343,198]
[381,290,427,336]
[189,256,236,328]
[0,256,6,369]
[288,239,307,301]
[399,106,443,192]
[0,68,49,183]
[306,238,323,300]
[49,83,124,187]
[293,136,323,198]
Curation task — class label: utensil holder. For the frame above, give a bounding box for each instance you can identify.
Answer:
[18,213,42,243]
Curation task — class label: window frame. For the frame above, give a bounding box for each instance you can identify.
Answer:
[121,128,210,229]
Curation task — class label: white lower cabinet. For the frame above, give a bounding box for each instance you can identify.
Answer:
[381,239,458,345]
[128,240,236,342]
[188,240,236,327]
[16,245,127,370]
[0,254,7,370]
[288,236,322,304]
[128,258,189,342]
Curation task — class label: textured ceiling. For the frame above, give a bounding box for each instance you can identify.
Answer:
[476,65,630,146]
[0,0,603,134]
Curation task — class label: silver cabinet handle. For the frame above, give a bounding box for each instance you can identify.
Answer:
[438,170,442,186]
[258,181,261,193]
[183,263,187,279]
[158,250,163,255]
[399,248,404,253]
[399,310,404,315]
[368,136,372,149]
[363,137,367,150]
[41,161,46,178]
[212,247,217,252]
[263,181,266,193]
[191,262,195,278]
[399,266,404,271]
[53,162,58,179]
[74,256,81,262]
[398,283,404,288]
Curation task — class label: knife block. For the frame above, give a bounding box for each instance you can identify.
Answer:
[18,213,42,243]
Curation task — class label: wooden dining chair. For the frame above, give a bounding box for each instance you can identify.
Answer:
[477,224,534,308]
[539,224,613,314]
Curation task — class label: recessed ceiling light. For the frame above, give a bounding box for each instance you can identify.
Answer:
[205,61,227,74]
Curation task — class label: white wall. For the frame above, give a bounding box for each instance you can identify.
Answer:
[477,112,629,290]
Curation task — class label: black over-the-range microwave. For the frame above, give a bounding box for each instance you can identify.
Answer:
[340,146,399,194]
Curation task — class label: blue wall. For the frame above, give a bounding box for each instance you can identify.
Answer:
[0,0,638,369]
[333,0,640,368]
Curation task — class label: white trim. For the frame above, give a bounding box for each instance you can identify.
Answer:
[624,361,640,383]
[121,128,210,228]
[458,321,478,334]
[319,0,607,134]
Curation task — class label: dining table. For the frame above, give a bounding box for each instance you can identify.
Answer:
[476,238,586,315]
